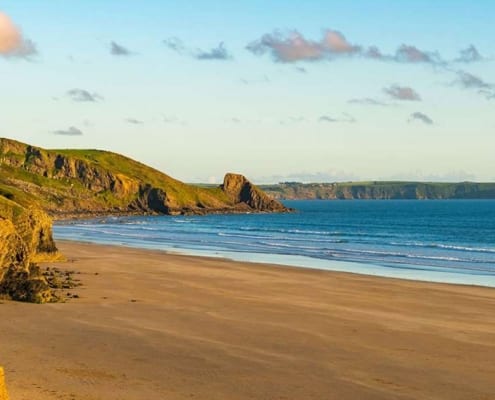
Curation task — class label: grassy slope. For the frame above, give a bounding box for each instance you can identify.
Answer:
[54,149,230,207]
[0,139,232,213]
[0,193,25,220]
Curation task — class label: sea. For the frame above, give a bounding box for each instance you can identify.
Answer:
[53,200,495,288]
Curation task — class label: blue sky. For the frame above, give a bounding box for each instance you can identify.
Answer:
[1,1,494,183]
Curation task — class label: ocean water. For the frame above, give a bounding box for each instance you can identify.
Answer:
[53,200,495,287]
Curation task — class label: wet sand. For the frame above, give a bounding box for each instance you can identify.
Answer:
[1,241,495,400]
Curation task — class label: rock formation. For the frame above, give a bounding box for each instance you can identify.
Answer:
[221,173,288,212]
[0,196,58,303]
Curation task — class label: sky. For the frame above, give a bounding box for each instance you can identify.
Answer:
[0,1,494,183]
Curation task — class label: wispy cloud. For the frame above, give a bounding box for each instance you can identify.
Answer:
[451,70,495,99]
[224,117,262,125]
[240,75,270,85]
[279,116,307,125]
[110,41,133,56]
[319,115,338,123]
[454,70,492,89]
[348,98,390,106]
[53,126,83,136]
[387,170,476,182]
[0,11,38,59]
[163,37,185,53]
[163,37,233,60]
[384,85,421,101]
[258,169,359,184]
[393,44,441,64]
[409,112,434,125]
[195,42,232,60]
[163,116,187,125]
[125,118,144,125]
[319,113,356,123]
[455,45,483,63]
[67,89,103,102]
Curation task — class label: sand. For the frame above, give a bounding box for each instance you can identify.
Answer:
[1,241,495,400]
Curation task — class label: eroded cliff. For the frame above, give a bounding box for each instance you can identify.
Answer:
[0,195,59,303]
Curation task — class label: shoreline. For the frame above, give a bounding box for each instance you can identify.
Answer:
[55,237,495,289]
[50,206,295,221]
[2,240,495,399]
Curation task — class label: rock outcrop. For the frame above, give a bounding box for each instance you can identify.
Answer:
[0,196,58,303]
[221,173,289,212]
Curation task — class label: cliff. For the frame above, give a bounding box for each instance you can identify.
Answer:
[261,181,495,200]
[0,138,288,217]
[0,195,58,303]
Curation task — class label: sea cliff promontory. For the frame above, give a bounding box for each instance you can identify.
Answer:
[0,137,288,302]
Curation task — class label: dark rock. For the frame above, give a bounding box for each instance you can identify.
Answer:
[221,173,289,212]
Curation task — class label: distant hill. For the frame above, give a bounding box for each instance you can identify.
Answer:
[260,181,495,200]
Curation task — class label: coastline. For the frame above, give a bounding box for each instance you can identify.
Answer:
[2,240,495,399]
[50,207,294,221]
[53,236,495,289]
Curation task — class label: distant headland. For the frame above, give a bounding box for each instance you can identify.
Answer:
[260,181,495,200]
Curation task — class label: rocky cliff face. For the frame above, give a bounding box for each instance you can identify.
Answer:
[0,197,58,303]
[221,173,289,212]
[1,140,140,206]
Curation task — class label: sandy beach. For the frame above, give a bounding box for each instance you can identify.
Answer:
[1,241,495,400]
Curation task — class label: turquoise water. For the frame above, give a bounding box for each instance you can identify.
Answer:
[54,200,495,287]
